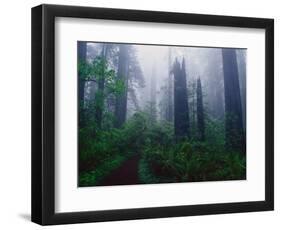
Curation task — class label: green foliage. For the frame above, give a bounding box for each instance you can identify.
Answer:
[138,157,167,184]
[205,116,225,147]
[78,57,125,97]
[78,56,126,129]
[78,60,93,81]
[79,154,126,186]
[80,108,246,186]
[225,112,246,152]
[142,140,245,183]
[140,119,246,183]
[78,54,245,186]
[106,78,125,96]
[79,112,150,186]
[143,122,173,149]
[94,56,126,97]
[80,125,117,162]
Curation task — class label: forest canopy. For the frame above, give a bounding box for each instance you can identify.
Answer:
[78,42,246,187]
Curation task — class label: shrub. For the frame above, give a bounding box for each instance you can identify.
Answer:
[142,137,246,183]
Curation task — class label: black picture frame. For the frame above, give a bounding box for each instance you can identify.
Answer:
[31,4,274,225]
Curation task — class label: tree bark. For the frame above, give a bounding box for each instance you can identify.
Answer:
[237,50,246,131]
[173,58,190,140]
[78,41,87,127]
[196,78,205,141]
[95,44,108,129]
[149,65,157,124]
[222,48,245,153]
[167,48,173,122]
[115,45,129,128]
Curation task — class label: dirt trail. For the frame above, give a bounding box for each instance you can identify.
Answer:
[99,155,140,186]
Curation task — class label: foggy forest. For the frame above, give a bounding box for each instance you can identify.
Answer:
[78,41,246,187]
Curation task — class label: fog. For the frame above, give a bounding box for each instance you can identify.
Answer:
[79,42,247,186]
[130,44,246,122]
[83,42,246,127]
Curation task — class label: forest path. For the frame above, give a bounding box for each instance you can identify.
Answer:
[99,155,141,186]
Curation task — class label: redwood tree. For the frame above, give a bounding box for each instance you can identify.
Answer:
[196,77,205,141]
[222,48,245,153]
[173,58,190,139]
[115,45,129,128]
[94,44,108,129]
[78,41,87,127]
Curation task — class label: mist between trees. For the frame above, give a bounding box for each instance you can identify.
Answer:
[78,42,246,187]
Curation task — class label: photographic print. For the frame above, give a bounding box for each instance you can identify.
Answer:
[78,42,246,187]
[32,5,274,224]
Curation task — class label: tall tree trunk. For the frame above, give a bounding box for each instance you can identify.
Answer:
[128,87,140,111]
[95,44,108,129]
[78,41,87,127]
[78,41,87,173]
[190,80,196,137]
[115,45,129,128]
[222,48,245,153]
[167,48,173,122]
[173,58,190,140]
[205,50,224,119]
[150,65,157,124]
[196,78,205,141]
[237,49,246,131]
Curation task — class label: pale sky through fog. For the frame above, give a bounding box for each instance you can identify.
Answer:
[131,44,246,121]
[85,42,246,120]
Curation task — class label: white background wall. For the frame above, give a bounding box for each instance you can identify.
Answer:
[0,0,279,229]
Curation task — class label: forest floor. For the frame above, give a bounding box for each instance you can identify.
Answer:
[99,154,141,186]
